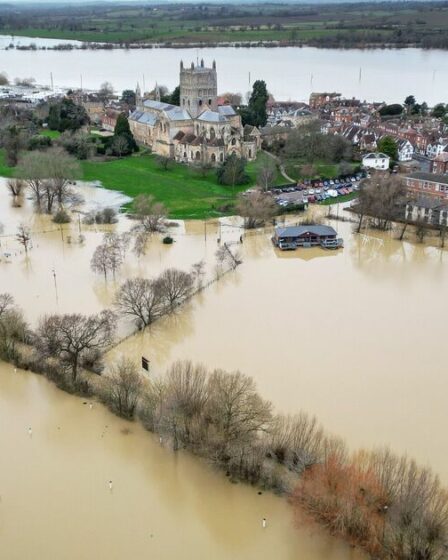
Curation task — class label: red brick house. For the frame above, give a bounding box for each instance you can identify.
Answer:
[431,153,448,175]
[405,172,448,200]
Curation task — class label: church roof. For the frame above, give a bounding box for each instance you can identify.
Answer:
[164,107,192,121]
[143,99,175,111]
[218,105,236,117]
[129,110,157,126]
[196,110,228,123]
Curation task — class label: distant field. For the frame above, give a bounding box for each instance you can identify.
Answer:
[1,2,448,48]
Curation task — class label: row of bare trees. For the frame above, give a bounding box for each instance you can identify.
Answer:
[115,268,195,328]
[8,148,81,214]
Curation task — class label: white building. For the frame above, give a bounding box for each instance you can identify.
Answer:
[362,152,390,170]
[397,139,414,162]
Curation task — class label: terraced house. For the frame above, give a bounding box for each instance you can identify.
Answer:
[129,60,260,166]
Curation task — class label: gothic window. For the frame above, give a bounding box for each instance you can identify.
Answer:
[208,99,212,106]
[199,99,203,107]
[231,138,236,146]
[211,153,216,163]
[248,149,252,158]
[195,151,201,160]
[183,152,187,158]
[210,127,215,140]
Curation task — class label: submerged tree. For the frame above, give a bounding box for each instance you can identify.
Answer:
[236,191,277,229]
[35,311,115,383]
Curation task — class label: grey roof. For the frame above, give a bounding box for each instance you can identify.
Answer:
[408,196,448,210]
[275,225,337,238]
[143,99,175,111]
[363,152,389,159]
[197,110,228,123]
[164,107,192,122]
[407,172,448,185]
[129,110,157,126]
[218,105,236,117]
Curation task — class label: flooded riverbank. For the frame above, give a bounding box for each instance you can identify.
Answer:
[1,38,447,103]
[0,362,363,560]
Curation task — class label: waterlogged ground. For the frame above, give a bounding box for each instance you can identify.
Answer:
[0,362,364,560]
[1,177,447,558]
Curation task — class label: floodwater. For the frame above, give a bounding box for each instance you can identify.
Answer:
[1,177,447,558]
[0,36,447,104]
[0,362,363,560]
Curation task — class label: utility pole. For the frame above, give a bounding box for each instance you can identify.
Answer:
[52,267,59,304]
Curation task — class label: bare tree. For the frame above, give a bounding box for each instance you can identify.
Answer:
[215,243,241,271]
[0,293,27,361]
[16,224,31,254]
[111,135,128,158]
[158,268,194,310]
[16,151,46,208]
[102,358,143,419]
[156,155,171,171]
[191,260,206,289]
[161,361,209,449]
[115,277,166,327]
[236,191,277,229]
[132,194,167,233]
[7,178,25,206]
[207,369,272,453]
[257,160,276,191]
[133,231,149,257]
[90,233,126,280]
[35,311,115,383]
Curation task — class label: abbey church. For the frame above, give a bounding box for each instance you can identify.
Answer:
[129,60,260,166]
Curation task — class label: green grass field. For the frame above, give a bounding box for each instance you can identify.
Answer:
[81,152,281,219]
[0,149,282,220]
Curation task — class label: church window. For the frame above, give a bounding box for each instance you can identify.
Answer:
[248,149,252,158]
[199,99,203,107]
[208,99,212,106]
[211,153,216,163]
[183,152,187,158]
[195,151,201,160]
[231,138,236,146]
[210,127,215,140]
[220,153,224,162]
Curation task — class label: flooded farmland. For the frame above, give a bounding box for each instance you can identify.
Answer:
[1,178,447,558]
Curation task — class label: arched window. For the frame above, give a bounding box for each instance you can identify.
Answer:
[211,153,216,163]
[195,151,201,160]
[183,151,187,158]
[231,138,236,146]
[210,127,215,140]
[208,99,212,106]
[248,149,252,158]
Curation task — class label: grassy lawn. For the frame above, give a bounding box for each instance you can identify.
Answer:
[0,148,283,219]
[81,152,280,220]
[0,151,14,178]
[40,130,61,139]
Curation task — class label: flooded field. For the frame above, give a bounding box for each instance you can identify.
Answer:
[0,362,363,560]
[1,177,447,558]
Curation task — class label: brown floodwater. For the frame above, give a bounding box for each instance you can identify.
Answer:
[1,178,447,557]
[0,362,363,560]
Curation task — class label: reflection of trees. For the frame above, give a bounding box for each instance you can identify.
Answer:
[349,225,445,279]
[111,301,195,367]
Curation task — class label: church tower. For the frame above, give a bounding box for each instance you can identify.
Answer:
[179,59,218,118]
[135,83,143,110]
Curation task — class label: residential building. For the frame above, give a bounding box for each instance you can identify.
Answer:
[362,152,390,170]
[405,172,448,200]
[431,153,448,175]
[406,196,448,226]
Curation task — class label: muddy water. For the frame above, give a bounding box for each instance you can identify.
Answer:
[1,177,447,557]
[111,220,448,482]
[0,362,362,560]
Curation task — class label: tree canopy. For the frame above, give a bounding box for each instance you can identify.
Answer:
[377,136,398,161]
[48,98,89,132]
[240,80,269,127]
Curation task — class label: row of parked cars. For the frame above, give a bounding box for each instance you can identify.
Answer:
[271,171,368,207]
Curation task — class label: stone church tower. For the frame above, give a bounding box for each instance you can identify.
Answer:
[179,59,218,118]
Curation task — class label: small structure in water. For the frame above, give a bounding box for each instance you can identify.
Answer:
[272,225,343,250]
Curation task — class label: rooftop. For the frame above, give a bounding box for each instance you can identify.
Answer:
[275,225,337,238]
[406,172,448,185]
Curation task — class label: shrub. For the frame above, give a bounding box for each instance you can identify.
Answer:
[52,209,71,224]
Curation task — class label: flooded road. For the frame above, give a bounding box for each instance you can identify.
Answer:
[0,362,362,560]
